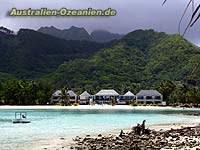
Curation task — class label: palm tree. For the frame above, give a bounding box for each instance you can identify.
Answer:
[59,86,70,106]
[157,80,176,104]
[110,96,116,106]
[186,87,200,105]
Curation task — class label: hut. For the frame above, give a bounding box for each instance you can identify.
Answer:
[95,89,119,104]
[136,90,163,104]
[79,91,91,104]
[119,91,135,104]
[51,90,62,103]
[67,90,78,103]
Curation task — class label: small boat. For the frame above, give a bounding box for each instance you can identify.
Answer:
[12,112,31,124]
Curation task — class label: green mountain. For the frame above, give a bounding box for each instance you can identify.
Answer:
[91,30,123,43]
[38,26,93,41]
[38,26,124,43]
[45,29,200,91]
[0,27,109,79]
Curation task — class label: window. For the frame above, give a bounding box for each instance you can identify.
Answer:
[138,96,144,99]
[155,96,161,100]
[146,96,152,99]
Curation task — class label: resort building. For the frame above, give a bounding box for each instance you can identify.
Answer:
[136,90,163,104]
[51,90,78,104]
[51,90,62,103]
[79,91,91,104]
[67,90,78,103]
[124,91,135,100]
[118,91,135,104]
[94,89,119,104]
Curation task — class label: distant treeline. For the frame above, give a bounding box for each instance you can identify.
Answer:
[157,80,200,106]
[0,80,53,105]
[0,79,200,106]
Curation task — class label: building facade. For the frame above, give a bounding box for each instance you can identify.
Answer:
[94,89,119,104]
[136,90,163,104]
[79,91,91,104]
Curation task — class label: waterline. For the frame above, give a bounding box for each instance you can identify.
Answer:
[0,108,200,150]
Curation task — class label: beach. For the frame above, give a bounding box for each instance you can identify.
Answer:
[0,105,184,110]
[1,105,200,150]
[71,124,200,150]
[28,122,200,150]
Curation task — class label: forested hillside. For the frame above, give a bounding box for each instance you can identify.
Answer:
[0,28,109,79]
[44,29,200,93]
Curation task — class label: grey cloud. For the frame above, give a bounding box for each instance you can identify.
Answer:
[0,0,199,45]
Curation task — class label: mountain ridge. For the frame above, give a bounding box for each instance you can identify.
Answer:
[43,29,200,91]
[0,27,200,92]
[0,27,110,79]
[38,26,123,43]
[38,26,93,41]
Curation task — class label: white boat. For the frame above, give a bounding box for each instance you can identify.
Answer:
[12,112,31,124]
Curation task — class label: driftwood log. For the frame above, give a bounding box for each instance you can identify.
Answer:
[132,120,150,135]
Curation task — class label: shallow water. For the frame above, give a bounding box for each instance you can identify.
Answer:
[0,108,200,150]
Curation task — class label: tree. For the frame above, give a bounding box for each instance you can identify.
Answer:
[169,84,189,104]
[36,80,54,105]
[110,96,116,106]
[59,86,70,106]
[186,87,200,104]
[0,80,54,105]
[157,80,176,103]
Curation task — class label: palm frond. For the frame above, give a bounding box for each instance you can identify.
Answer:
[183,3,200,35]
[190,4,200,26]
[178,0,194,34]
[163,0,200,36]
[162,0,167,6]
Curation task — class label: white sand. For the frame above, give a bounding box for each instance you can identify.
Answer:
[28,122,200,150]
[149,122,199,131]
[2,105,198,150]
[0,105,182,110]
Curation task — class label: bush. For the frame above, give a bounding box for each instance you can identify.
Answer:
[73,103,79,106]
[138,103,146,106]
[130,100,137,106]
[60,102,64,106]
[110,97,116,106]
[157,103,163,107]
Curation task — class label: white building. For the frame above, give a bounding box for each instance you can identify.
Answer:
[67,90,78,103]
[118,91,135,104]
[79,91,91,104]
[51,90,62,103]
[51,90,77,104]
[136,90,163,104]
[124,91,135,100]
[95,89,119,104]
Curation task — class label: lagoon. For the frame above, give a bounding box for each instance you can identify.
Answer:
[0,107,200,150]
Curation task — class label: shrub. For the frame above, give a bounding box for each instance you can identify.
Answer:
[130,100,137,106]
[157,103,163,107]
[73,103,79,106]
[139,104,146,106]
[110,97,116,106]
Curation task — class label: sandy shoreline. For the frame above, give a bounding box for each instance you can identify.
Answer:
[0,105,191,110]
[2,105,200,149]
[30,122,200,150]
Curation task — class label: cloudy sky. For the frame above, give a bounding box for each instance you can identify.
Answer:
[0,0,200,45]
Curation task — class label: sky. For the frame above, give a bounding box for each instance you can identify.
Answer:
[0,0,200,45]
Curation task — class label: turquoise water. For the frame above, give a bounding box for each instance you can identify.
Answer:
[0,108,200,150]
